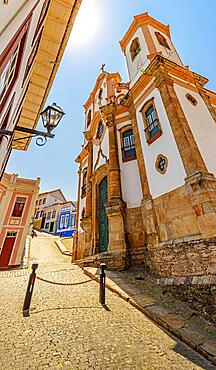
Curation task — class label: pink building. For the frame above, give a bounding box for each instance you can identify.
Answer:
[0,173,40,268]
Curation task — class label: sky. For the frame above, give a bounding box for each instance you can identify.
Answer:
[6,0,216,201]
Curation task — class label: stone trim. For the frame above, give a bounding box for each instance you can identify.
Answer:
[157,274,216,286]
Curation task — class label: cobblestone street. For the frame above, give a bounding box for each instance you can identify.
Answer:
[0,233,215,369]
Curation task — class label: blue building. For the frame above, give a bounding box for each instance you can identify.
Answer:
[56,201,76,237]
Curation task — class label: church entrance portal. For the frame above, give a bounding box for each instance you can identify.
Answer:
[99,177,108,253]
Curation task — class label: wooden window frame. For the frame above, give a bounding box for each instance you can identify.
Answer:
[22,28,43,86]
[141,98,162,145]
[119,125,137,163]
[31,0,50,46]
[0,93,15,146]
[11,196,26,218]
[0,13,32,112]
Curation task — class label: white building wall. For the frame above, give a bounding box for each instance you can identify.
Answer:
[0,0,44,170]
[136,88,186,198]
[148,25,183,66]
[174,84,216,176]
[125,28,150,86]
[117,121,143,207]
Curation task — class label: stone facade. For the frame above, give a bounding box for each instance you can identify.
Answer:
[74,13,216,277]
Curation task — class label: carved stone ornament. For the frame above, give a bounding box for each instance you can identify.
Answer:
[155,154,168,174]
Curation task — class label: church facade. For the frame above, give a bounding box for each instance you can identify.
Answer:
[74,13,216,277]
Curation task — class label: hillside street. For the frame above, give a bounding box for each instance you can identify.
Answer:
[0,232,214,370]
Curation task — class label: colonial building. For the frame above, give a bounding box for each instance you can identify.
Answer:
[0,0,81,178]
[33,188,66,229]
[74,13,216,277]
[0,172,40,268]
[56,201,76,237]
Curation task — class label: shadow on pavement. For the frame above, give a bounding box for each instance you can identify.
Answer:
[30,305,111,314]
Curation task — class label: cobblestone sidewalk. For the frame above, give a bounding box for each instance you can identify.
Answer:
[83,266,216,367]
[0,234,215,369]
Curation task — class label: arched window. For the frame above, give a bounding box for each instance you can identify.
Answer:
[130,37,141,62]
[87,109,91,127]
[98,88,103,100]
[121,128,136,162]
[155,32,171,50]
[81,169,87,198]
[142,100,162,144]
[96,120,104,139]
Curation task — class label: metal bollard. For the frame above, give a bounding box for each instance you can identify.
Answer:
[99,263,106,305]
[23,263,38,316]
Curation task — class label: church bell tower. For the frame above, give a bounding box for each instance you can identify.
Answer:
[120,13,183,85]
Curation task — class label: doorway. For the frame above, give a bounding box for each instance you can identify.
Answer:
[0,232,16,267]
[99,177,108,253]
[50,222,54,233]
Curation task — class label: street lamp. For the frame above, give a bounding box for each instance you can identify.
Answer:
[40,102,65,134]
[0,102,65,146]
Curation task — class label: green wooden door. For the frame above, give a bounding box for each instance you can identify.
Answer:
[99,177,108,253]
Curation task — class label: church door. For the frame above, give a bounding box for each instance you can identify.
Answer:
[99,177,108,253]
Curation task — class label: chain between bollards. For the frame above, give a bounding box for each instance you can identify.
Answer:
[99,263,106,305]
[23,263,38,316]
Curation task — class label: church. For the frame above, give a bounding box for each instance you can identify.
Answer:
[73,13,216,277]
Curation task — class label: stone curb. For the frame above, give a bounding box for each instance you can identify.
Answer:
[82,266,216,366]
[55,240,72,256]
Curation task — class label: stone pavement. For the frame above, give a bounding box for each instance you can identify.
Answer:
[83,266,216,366]
[0,233,215,369]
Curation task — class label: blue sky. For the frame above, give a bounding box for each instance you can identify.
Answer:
[7,0,216,201]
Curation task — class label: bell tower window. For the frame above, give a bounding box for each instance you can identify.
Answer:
[155,32,171,50]
[130,37,141,62]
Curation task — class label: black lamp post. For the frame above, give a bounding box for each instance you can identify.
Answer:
[0,102,65,146]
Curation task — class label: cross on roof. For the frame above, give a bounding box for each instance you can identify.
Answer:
[100,64,106,73]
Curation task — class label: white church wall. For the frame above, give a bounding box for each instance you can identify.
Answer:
[93,127,109,172]
[148,25,183,66]
[136,88,186,198]
[117,121,143,208]
[175,84,216,176]
[125,28,150,86]
[94,78,107,112]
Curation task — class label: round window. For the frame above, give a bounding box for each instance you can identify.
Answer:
[155,154,168,174]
